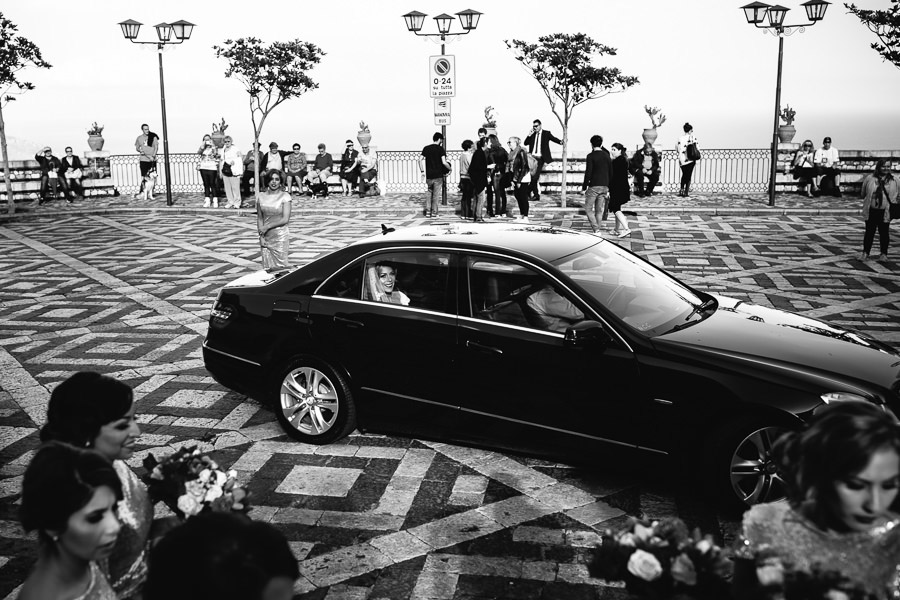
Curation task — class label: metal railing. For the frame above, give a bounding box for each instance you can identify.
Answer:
[108,149,775,194]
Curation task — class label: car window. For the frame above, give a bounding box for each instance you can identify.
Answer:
[467,257,584,334]
[317,259,363,300]
[361,252,453,313]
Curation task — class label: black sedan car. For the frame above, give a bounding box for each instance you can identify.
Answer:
[203,222,900,509]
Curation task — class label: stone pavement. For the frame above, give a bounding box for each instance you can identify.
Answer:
[0,189,897,599]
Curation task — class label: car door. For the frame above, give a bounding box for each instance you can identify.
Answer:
[309,250,459,436]
[455,253,652,453]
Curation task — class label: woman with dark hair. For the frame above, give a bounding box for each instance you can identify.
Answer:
[40,372,151,600]
[507,136,530,223]
[19,442,123,600]
[257,170,293,271]
[487,134,509,218]
[197,133,220,208]
[676,122,698,198]
[791,139,818,197]
[734,402,900,599]
[609,143,632,238]
[145,511,299,600]
[470,138,489,222]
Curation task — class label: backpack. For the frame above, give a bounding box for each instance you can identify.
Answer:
[524,151,539,177]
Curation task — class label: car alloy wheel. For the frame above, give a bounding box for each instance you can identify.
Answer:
[726,424,788,507]
[276,356,356,444]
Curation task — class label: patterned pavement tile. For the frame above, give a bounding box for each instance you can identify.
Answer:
[0,197,897,598]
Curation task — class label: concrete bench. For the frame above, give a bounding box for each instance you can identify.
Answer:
[1,156,119,205]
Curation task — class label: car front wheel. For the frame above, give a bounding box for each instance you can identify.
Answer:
[275,356,356,444]
[708,419,790,511]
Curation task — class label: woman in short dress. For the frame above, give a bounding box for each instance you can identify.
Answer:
[19,442,122,600]
[197,133,220,208]
[257,170,293,271]
[676,122,698,198]
[40,372,151,600]
[609,143,632,237]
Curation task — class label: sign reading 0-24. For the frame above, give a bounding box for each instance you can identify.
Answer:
[429,55,456,98]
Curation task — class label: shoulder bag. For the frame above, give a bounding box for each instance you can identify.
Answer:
[686,141,701,162]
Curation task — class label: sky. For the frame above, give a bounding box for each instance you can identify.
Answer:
[2,0,899,160]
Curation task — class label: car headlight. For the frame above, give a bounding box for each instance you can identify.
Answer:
[820,391,872,404]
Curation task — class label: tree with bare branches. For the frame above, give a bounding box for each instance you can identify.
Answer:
[505,33,638,207]
[0,13,51,215]
[213,38,325,197]
[845,1,900,71]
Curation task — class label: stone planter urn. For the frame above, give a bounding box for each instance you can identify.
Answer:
[777,125,796,143]
[357,121,372,147]
[87,134,105,151]
[483,125,497,137]
[210,131,226,148]
[642,128,658,146]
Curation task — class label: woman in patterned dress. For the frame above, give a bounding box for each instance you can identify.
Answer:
[734,401,900,599]
[19,442,122,600]
[257,170,293,271]
[40,372,153,600]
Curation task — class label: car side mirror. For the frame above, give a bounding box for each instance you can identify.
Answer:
[564,320,612,347]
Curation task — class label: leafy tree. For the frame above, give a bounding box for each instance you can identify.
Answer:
[0,13,51,215]
[506,33,639,207]
[213,38,325,196]
[845,1,900,71]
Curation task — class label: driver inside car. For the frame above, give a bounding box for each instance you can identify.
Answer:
[524,285,584,333]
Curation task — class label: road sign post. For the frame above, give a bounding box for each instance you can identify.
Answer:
[434,98,451,126]
[429,54,455,206]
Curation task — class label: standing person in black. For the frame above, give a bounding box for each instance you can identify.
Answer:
[524,118,561,202]
[34,146,70,205]
[477,128,494,216]
[487,134,509,218]
[61,147,84,201]
[470,139,489,222]
[419,132,450,218]
[581,135,612,234]
[609,143,633,237]
[339,140,359,197]
[507,136,531,223]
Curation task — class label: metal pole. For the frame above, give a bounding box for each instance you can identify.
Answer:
[768,32,784,207]
[440,40,447,206]
[158,45,173,207]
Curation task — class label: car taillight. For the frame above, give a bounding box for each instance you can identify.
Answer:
[210,301,235,325]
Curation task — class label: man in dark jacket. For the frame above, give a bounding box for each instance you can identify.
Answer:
[629,142,661,197]
[523,118,562,202]
[581,135,612,233]
[34,146,70,204]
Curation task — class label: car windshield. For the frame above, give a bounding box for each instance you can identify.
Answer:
[552,242,709,336]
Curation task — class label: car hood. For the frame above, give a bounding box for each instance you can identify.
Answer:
[653,294,900,391]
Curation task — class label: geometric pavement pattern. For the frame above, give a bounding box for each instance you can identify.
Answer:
[0,205,898,599]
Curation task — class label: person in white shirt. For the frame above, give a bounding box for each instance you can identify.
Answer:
[814,136,842,197]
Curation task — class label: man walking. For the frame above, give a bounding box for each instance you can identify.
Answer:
[420,132,450,218]
[524,119,561,202]
[581,135,612,234]
[134,124,158,194]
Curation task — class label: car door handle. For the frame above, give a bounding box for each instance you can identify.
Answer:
[334,315,364,328]
[466,340,503,356]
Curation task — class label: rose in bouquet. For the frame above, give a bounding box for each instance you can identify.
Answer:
[751,549,877,600]
[589,517,733,600]
[142,446,250,519]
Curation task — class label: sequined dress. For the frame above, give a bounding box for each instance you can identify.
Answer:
[74,562,117,600]
[740,501,900,598]
[102,460,153,599]
[257,190,291,271]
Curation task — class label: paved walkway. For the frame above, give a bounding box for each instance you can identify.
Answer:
[0,197,895,600]
[0,188,859,222]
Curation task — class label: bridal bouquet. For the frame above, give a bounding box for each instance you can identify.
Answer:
[751,549,877,600]
[589,517,733,600]
[142,446,250,519]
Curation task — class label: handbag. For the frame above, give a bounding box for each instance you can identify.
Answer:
[221,162,233,177]
[686,142,701,162]
[890,202,900,220]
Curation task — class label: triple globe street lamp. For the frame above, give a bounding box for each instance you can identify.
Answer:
[118,19,195,207]
[402,9,482,206]
[740,1,829,207]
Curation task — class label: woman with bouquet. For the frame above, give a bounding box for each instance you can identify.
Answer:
[735,401,900,599]
[40,372,153,600]
[18,442,122,600]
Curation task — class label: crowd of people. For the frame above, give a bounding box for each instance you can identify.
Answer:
[17,371,298,600]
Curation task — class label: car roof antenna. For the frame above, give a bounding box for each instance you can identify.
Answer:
[381,224,396,235]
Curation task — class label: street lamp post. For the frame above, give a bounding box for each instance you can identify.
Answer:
[403,9,482,206]
[118,19,195,207]
[740,1,829,207]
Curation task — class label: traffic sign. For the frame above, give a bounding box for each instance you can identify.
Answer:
[429,55,455,98]
[434,98,451,126]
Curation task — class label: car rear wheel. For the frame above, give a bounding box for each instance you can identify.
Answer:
[707,418,790,511]
[275,356,356,444]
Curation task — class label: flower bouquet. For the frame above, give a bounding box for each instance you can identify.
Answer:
[589,517,733,600]
[752,549,877,600]
[142,446,249,519]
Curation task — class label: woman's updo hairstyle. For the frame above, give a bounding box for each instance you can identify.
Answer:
[20,441,122,543]
[40,372,134,447]
[683,122,693,133]
[772,401,900,525]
